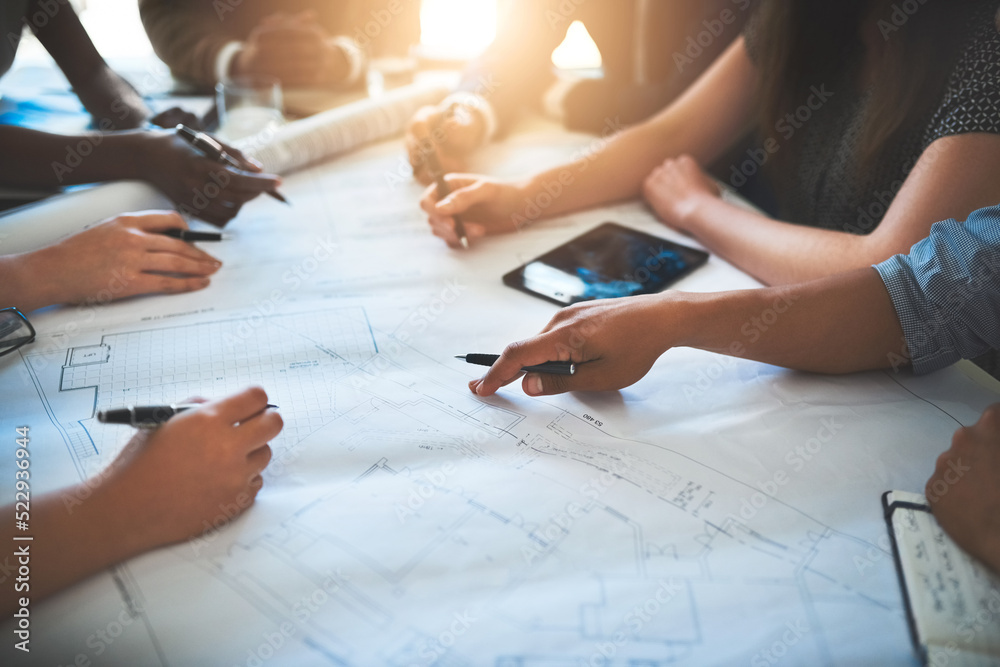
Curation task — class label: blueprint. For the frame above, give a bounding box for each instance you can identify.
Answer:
[1,128,998,666]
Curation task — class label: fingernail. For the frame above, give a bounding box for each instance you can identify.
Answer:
[525,374,543,396]
[197,278,211,288]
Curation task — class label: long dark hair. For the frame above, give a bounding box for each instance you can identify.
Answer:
[754,0,981,165]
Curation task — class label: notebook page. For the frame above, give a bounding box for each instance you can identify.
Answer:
[889,492,1000,661]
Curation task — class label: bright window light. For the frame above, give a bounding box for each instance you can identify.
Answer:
[420,0,497,60]
[551,21,602,70]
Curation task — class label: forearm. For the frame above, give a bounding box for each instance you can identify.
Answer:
[520,120,701,218]
[139,0,233,86]
[667,267,905,374]
[683,196,898,286]
[0,127,147,188]
[520,38,757,219]
[31,0,149,127]
[2,482,150,615]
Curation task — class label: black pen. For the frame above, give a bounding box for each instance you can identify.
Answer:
[456,354,576,376]
[161,228,229,242]
[427,110,469,250]
[174,124,289,205]
[97,403,278,427]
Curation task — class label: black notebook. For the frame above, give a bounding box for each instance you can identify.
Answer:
[883,491,1000,666]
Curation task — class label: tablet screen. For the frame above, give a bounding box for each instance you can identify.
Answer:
[503,223,709,306]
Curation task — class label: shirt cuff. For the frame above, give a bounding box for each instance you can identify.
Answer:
[329,36,366,86]
[214,41,244,84]
[874,258,961,375]
[441,92,498,143]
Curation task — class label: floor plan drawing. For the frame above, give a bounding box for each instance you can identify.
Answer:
[8,302,940,666]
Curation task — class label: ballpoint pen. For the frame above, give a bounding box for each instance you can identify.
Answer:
[174,124,289,205]
[160,228,230,242]
[456,354,576,376]
[427,109,469,250]
[97,403,278,427]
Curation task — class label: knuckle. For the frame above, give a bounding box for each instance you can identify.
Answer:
[245,386,268,405]
[502,340,523,357]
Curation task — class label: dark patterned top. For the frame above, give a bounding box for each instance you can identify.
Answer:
[744,2,1000,233]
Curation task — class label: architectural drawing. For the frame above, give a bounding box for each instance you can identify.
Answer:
[14,304,919,665]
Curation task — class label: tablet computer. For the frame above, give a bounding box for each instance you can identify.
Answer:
[502,222,709,306]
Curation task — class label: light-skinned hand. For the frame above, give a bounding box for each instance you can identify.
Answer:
[16,211,222,311]
[406,103,487,184]
[419,174,530,248]
[469,295,674,397]
[100,387,282,548]
[641,155,722,234]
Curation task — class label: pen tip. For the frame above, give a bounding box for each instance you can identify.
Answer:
[460,237,470,250]
[455,355,466,360]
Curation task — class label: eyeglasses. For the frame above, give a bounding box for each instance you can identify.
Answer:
[0,308,35,358]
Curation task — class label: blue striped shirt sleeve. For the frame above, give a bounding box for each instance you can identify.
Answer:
[873,204,1000,374]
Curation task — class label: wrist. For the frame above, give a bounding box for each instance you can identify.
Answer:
[87,468,165,557]
[0,250,57,312]
[441,92,497,145]
[58,475,157,576]
[651,291,724,353]
[327,37,365,85]
[675,190,717,233]
[120,131,159,184]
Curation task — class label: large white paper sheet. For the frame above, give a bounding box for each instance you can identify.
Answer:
[1,128,997,666]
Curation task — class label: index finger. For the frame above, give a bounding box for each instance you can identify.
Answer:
[218,141,264,173]
[475,334,568,397]
[209,386,271,424]
[418,175,481,215]
[124,210,189,232]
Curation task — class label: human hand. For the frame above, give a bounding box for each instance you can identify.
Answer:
[406,103,487,184]
[420,175,529,248]
[469,294,675,397]
[927,404,1000,574]
[641,155,721,234]
[102,387,282,548]
[232,12,351,87]
[149,106,204,131]
[136,129,280,226]
[19,211,222,311]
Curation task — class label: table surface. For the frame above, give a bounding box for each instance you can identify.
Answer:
[1,116,998,666]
